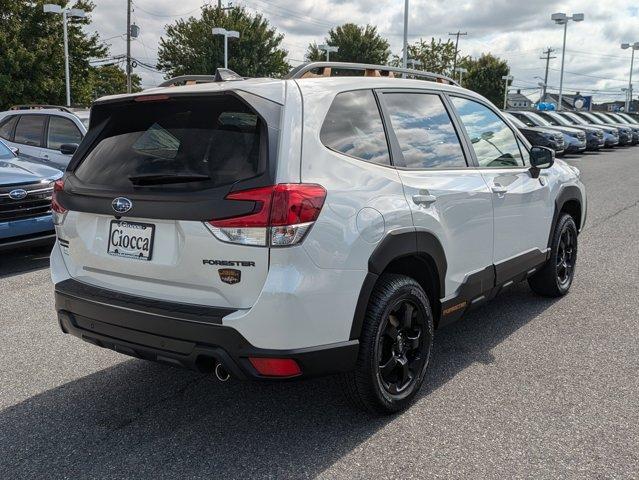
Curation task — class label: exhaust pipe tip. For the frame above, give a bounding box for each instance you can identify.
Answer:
[215,362,231,382]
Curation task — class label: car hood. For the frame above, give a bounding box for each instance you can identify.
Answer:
[0,157,62,186]
[524,126,562,136]
[566,124,604,134]
[544,126,585,136]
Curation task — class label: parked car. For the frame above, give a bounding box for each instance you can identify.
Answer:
[558,111,620,147]
[502,112,565,154]
[572,111,634,145]
[0,138,62,250]
[508,110,587,153]
[532,110,605,151]
[0,107,87,170]
[587,111,639,144]
[50,63,586,413]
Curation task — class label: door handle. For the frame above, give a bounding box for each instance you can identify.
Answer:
[491,184,508,195]
[412,194,437,206]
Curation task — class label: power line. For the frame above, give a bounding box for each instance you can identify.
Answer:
[132,2,203,18]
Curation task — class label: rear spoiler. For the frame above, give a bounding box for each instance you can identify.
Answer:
[157,69,244,87]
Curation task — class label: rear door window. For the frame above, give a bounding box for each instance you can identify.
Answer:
[320,90,390,165]
[382,92,467,168]
[0,115,18,141]
[74,96,265,191]
[47,116,83,150]
[14,115,46,147]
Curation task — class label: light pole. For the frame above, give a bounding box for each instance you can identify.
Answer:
[212,28,240,69]
[407,59,422,70]
[318,44,339,61]
[44,4,86,107]
[402,0,409,74]
[454,67,467,85]
[502,75,513,110]
[551,12,584,111]
[621,42,639,112]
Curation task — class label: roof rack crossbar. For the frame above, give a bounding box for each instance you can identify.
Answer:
[285,62,460,86]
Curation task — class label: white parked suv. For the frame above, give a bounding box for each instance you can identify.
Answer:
[51,63,586,413]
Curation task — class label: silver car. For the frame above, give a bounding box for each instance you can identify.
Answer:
[0,107,87,170]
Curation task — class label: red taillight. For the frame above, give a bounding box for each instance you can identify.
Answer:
[51,179,67,214]
[211,184,326,228]
[207,184,326,247]
[248,357,302,377]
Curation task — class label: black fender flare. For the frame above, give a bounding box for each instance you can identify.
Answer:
[548,185,583,247]
[349,229,447,340]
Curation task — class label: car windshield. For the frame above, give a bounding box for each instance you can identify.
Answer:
[581,113,605,125]
[538,112,566,126]
[0,141,14,159]
[618,113,638,124]
[608,114,625,123]
[562,113,586,125]
[526,112,552,127]
[504,113,527,129]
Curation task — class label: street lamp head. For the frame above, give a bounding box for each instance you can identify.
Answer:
[212,27,227,35]
[43,4,63,14]
[68,8,86,18]
[621,43,631,49]
[227,30,240,39]
[551,12,567,23]
[633,42,639,50]
[502,75,513,80]
[571,13,584,22]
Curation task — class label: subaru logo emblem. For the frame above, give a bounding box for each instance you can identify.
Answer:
[9,189,28,200]
[112,197,133,214]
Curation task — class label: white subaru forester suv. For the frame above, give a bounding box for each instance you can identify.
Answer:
[51,63,586,414]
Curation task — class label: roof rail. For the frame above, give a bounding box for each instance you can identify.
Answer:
[9,104,73,113]
[285,62,460,86]
[158,68,244,87]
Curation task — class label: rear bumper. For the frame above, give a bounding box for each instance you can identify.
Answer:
[54,279,359,379]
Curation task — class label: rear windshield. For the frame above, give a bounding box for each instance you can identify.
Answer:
[75,96,264,191]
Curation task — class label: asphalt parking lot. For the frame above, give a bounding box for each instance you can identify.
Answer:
[1,148,638,479]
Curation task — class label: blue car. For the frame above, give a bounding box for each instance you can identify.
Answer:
[0,139,62,250]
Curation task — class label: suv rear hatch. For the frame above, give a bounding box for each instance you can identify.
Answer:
[54,91,282,309]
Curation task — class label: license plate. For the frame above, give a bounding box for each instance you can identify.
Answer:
[107,220,155,261]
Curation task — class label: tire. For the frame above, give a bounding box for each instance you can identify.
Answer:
[528,213,578,297]
[340,274,434,414]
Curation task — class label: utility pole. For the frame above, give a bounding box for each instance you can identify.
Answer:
[126,0,132,93]
[540,47,556,100]
[402,0,409,73]
[448,31,467,74]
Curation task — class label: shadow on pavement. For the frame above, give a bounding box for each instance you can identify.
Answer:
[0,244,53,279]
[0,283,559,479]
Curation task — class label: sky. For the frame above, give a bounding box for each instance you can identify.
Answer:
[86,0,639,103]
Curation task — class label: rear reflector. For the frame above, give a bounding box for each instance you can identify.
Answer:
[208,183,326,247]
[248,357,302,377]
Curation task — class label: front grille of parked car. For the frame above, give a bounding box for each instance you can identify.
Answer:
[595,130,604,138]
[576,132,586,140]
[0,182,54,221]
[555,134,565,147]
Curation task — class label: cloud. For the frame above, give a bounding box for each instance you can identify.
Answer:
[86,0,639,102]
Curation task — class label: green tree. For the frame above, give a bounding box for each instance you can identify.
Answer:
[306,24,390,64]
[89,65,142,99]
[390,38,457,75]
[0,0,107,108]
[157,6,289,78]
[458,53,510,106]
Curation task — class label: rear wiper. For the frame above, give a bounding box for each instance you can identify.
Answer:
[128,173,211,185]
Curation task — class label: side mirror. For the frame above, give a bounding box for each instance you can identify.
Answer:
[529,146,554,178]
[60,143,78,155]
[9,146,19,156]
